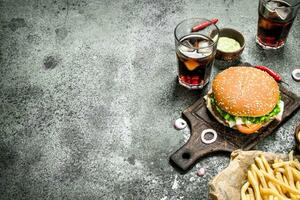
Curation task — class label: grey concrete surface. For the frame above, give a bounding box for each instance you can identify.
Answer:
[0,0,299,199]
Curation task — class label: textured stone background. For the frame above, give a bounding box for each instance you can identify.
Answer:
[0,0,299,199]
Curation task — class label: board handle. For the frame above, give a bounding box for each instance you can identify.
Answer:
[169,125,236,172]
[169,139,216,172]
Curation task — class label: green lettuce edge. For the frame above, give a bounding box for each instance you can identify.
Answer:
[210,95,281,124]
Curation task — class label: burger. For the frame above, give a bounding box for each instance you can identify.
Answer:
[204,66,284,134]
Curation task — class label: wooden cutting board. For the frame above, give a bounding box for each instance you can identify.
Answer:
[170,85,300,172]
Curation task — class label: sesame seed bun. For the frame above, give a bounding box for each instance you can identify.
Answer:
[212,66,280,117]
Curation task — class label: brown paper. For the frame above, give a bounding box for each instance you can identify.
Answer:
[208,150,287,200]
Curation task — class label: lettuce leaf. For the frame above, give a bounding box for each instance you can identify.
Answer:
[210,95,281,124]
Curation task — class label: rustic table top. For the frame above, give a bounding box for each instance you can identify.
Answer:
[0,0,299,199]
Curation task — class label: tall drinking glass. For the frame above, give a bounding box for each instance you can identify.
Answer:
[175,18,219,89]
[256,0,300,49]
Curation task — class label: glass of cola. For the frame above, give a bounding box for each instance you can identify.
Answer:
[174,18,219,89]
[256,0,300,49]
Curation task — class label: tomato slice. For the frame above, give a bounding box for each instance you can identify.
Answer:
[236,124,263,135]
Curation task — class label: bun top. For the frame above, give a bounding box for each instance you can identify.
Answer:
[212,66,280,117]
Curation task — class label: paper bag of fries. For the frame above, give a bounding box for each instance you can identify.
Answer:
[209,150,300,200]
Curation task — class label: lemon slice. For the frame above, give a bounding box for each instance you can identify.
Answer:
[184,60,199,71]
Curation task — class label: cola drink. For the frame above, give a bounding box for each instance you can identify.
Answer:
[174,18,219,89]
[257,0,296,49]
[176,34,215,89]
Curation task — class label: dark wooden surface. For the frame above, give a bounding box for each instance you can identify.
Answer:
[170,86,300,172]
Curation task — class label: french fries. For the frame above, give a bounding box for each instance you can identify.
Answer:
[241,153,300,200]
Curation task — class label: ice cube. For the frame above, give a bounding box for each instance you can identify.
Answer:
[179,40,194,53]
[197,40,212,57]
[198,40,210,48]
[275,7,290,20]
[181,50,199,59]
[179,44,194,53]
[197,47,212,57]
[182,40,194,48]
[266,1,280,12]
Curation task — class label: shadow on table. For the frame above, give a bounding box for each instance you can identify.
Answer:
[171,77,210,100]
